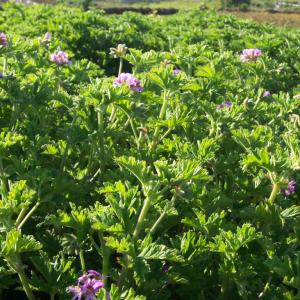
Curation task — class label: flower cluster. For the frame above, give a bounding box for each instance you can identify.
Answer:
[294,94,300,99]
[109,43,128,58]
[284,180,296,196]
[67,270,104,300]
[161,262,169,273]
[218,101,232,109]
[113,73,143,92]
[173,68,182,75]
[42,32,51,44]
[50,51,71,65]
[0,32,8,46]
[240,48,262,62]
[263,91,271,97]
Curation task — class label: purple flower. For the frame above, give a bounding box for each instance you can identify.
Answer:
[42,32,51,43]
[113,73,143,92]
[294,94,300,99]
[173,68,182,75]
[263,91,271,97]
[0,72,3,79]
[0,32,8,46]
[86,270,101,278]
[67,286,84,300]
[50,51,71,65]
[67,270,104,300]
[106,291,111,300]
[284,180,296,196]
[240,48,262,62]
[218,101,232,109]
[162,263,169,273]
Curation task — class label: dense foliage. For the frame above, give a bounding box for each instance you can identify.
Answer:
[0,3,300,299]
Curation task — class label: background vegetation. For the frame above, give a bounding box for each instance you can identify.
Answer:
[0,2,300,300]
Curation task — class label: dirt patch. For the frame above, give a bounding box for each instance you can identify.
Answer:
[220,10,300,28]
[99,7,178,14]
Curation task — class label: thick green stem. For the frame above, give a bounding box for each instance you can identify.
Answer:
[156,127,173,145]
[90,234,110,286]
[98,232,110,287]
[152,90,169,148]
[120,192,153,286]
[118,57,123,76]
[0,157,7,200]
[3,57,7,76]
[58,116,76,177]
[15,207,28,228]
[12,255,36,300]
[150,212,166,235]
[115,104,140,148]
[109,106,117,124]
[109,57,124,124]
[268,183,280,204]
[150,194,176,235]
[50,293,55,300]
[17,201,41,230]
[90,235,102,255]
[79,249,86,273]
[97,108,105,178]
[133,193,152,241]
[119,191,155,287]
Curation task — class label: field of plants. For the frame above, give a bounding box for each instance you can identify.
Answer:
[0,3,300,300]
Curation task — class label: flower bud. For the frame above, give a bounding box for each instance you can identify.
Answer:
[109,44,128,58]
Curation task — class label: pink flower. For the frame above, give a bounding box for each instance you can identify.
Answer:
[284,180,296,196]
[263,91,271,97]
[67,270,104,300]
[42,32,51,43]
[50,51,71,65]
[173,68,182,75]
[113,73,143,92]
[0,32,8,46]
[293,94,300,99]
[240,48,262,62]
[218,101,232,109]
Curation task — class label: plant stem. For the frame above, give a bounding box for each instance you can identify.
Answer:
[118,57,123,76]
[133,193,152,241]
[58,116,76,177]
[90,235,102,255]
[156,127,173,145]
[150,194,176,235]
[119,192,153,287]
[17,201,41,230]
[109,57,124,124]
[150,212,166,235]
[97,107,105,178]
[79,249,86,272]
[109,106,117,124]
[152,90,169,148]
[12,255,36,300]
[50,293,55,300]
[3,57,7,76]
[0,156,7,200]
[15,207,28,228]
[268,183,280,204]
[114,104,140,148]
[98,232,110,287]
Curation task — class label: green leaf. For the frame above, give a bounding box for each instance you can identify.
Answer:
[115,156,151,186]
[195,64,215,78]
[2,229,42,256]
[138,243,184,262]
[281,206,300,219]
